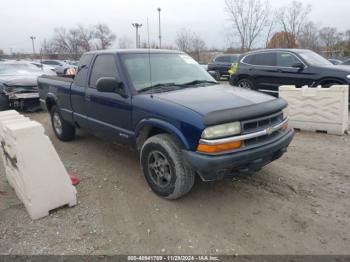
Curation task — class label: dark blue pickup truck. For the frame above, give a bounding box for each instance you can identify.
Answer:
[38,49,294,199]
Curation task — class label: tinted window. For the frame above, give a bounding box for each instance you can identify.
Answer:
[229,56,239,63]
[89,55,119,88]
[243,53,276,66]
[74,54,93,87]
[276,52,301,67]
[215,56,230,63]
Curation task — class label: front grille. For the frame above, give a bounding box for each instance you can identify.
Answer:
[244,131,280,147]
[241,112,283,135]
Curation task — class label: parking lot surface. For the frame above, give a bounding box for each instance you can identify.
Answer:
[0,112,349,255]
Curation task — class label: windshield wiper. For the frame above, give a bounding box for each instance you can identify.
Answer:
[138,80,218,93]
[138,83,180,93]
[178,80,218,86]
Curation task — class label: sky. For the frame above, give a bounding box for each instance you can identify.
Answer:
[0,0,349,54]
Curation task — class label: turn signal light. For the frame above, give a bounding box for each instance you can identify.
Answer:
[197,141,241,153]
[282,122,288,131]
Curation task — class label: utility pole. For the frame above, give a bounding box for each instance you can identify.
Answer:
[30,36,36,55]
[157,8,162,49]
[132,23,142,48]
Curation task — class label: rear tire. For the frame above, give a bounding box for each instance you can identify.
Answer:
[140,134,195,199]
[50,105,75,141]
[0,94,10,111]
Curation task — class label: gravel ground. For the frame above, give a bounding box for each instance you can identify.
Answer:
[0,112,349,255]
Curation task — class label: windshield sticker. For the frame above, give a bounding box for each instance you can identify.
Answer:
[179,55,197,64]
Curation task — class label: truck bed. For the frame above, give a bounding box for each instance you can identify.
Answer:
[38,75,74,112]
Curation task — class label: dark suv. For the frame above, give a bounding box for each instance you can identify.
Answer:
[230,49,350,96]
[208,54,239,80]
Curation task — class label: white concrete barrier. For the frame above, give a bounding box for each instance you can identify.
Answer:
[279,85,349,135]
[0,110,77,219]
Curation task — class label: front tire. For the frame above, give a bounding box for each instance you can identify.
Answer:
[215,71,221,81]
[50,105,75,141]
[237,78,254,90]
[140,134,195,199]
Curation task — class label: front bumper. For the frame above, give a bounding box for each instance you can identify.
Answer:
[182,129,294,181]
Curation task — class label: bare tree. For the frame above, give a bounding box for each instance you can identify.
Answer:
[277,1,311,46]
[225,0,270,51]
[175,29,193,53]
[265,14,277,48]
[345,30,350,42]
[51,28,74,56]
[77,25,94,52]
[298,22,320,50]
[94,24,116,50]
[42,24,117,59]
[191,33,206,62]
[118,35,133,49]
[40,39,56,56]
[319,27,342,55]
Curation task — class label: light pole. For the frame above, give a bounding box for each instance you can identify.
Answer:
[132,23,142,48]
[157,8,162,49]
[30,36,36,55]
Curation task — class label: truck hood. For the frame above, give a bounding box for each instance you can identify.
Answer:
[153,84,276,116]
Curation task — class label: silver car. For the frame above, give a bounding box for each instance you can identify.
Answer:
[40,60,76,75]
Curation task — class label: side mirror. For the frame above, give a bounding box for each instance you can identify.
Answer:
[292,62,305,70]
[96,77,126,97]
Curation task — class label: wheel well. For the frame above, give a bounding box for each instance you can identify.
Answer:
[236,75,253,84]
[316,78,345,87]
[46,97,56,112]
[136,125,177,151]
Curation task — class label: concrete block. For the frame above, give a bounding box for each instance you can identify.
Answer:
[279,85,349,135]
[0,111,77,219]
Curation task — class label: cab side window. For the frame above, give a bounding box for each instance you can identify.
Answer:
[243,53,276,66]
[89,55,119,88]
[276,52,301,67]
[215,56,230,63]
[74,54,93,87]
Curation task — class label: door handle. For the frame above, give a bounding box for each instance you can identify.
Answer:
[85,95,91,102]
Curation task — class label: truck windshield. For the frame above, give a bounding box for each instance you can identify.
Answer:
[120,53,216,92]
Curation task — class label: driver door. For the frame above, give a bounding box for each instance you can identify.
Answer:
[85,54,133,144]
[274,52,314,88]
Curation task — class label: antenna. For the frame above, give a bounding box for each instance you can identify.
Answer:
[147,17,150,49]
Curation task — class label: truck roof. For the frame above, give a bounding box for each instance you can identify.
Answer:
[84,49,184,55]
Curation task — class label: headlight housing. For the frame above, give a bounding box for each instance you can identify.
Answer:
[346,75,350,79]
[201,122,241,139]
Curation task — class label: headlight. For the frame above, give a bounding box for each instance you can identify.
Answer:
[201,122,241,139]
[346,75,350,79]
